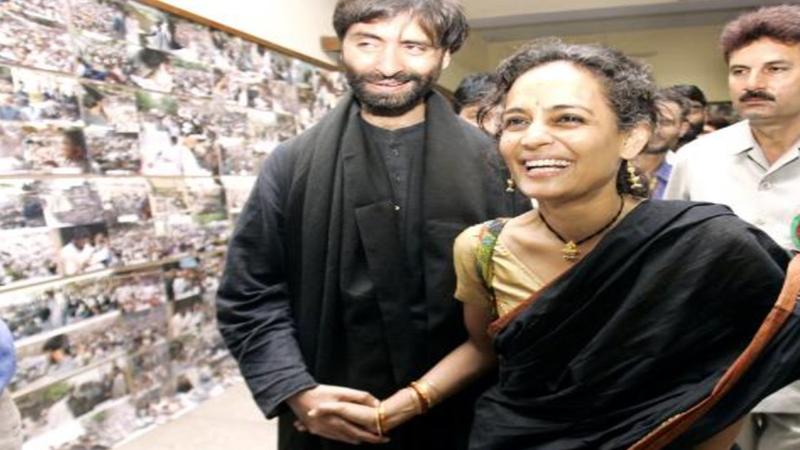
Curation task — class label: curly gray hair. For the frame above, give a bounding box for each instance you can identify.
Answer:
[482,38,656,132]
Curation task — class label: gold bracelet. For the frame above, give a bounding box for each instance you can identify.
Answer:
[419,379,440,406]
[407,386,424,415]
[377,401,386,436]
[409,381,430,413]
[415,380,439,407]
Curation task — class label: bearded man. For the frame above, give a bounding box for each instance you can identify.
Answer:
[216,1,522,449]
[636,87,689,199]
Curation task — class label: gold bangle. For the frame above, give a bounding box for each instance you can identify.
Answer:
[419,379,440,406]
[407,386,424,415]
[377,401,386,436]
[413,380,439,407]
[409,381,430,413]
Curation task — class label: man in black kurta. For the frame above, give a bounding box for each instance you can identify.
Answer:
[215,1,523,448]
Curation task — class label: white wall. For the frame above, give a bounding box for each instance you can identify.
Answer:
[485,25,731,101]
[441,31,492,90]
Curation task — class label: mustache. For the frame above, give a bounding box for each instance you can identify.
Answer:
[739,90,775,102]
[352,72,422,84]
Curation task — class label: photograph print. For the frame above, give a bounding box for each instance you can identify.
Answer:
[0,227,59,288]
[0,7,74,74]
[0,179,47,229]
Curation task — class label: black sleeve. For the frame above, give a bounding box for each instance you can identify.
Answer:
[216,144,316,419]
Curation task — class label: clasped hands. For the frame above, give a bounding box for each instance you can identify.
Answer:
[288,382,435,445]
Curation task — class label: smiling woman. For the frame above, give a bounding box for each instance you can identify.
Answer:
[313,37,800,450]
[458,39,800,450]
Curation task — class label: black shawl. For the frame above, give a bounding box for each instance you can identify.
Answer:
[469,201,799,450]
[286,90,513,381]
[218,89,520,449]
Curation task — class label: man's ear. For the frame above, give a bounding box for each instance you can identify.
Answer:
[679,119,691,137]
[620,122,651,160]
[441,51,451,70]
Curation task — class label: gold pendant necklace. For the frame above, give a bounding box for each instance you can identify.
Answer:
[538,195,625,262]
[561,241,580,262]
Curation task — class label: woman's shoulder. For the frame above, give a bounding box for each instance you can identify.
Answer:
[455,218,512,255]
[458,218,514,240]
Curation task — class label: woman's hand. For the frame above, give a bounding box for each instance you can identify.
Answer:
[309,387,422,436]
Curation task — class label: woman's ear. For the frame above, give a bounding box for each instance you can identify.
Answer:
[620,122,651,160]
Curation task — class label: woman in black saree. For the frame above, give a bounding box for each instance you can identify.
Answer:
[307,39,800,449]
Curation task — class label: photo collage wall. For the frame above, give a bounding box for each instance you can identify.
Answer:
[0,0,349,448]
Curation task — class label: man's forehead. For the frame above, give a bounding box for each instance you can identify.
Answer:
[656,100,681,119]
[346,13,434,43]
[730,38,800,64]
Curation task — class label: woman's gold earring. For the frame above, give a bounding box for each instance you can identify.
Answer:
[626,160,643,190]
[505,178,515,193]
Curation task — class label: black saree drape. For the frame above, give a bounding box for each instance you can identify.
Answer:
[470,200,800,450]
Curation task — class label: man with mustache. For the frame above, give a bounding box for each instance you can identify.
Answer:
[216,1,520,449]
[665,5,800,449]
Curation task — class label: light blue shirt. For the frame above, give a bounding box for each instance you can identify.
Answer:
[0,319,14,392]
[650,159,673,200]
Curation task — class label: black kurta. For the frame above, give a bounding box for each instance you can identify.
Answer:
[217,91,525,450]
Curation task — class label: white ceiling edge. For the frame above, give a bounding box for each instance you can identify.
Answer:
[478,9,736,42]
[471,0,791,41]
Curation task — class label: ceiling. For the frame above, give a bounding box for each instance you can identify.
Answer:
[464,0,793,42]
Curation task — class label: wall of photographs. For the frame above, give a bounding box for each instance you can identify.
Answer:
[0,0,348,449]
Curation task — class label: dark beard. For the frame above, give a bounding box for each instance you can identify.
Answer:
[643,145,670,155]
[679,121,704,145]
[345,67,439,117]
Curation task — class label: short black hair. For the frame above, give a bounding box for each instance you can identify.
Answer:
[670,84,707,107]
[43,334,70,352]
[655,87,691,121]
[72,227,91,241]
[333,0,469,53]
[453,72,497,113]
[139,48,169,69]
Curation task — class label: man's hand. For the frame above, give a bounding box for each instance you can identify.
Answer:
[287,385,388,445]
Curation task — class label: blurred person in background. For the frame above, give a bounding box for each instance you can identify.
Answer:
[672,83,708,150]
[452,72,500,134]
[636,87,690,199]
[0,318,22,450]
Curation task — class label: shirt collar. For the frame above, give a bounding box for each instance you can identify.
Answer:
[726,120,756,156]
[727,120,800,170]
[654,160,672,181]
